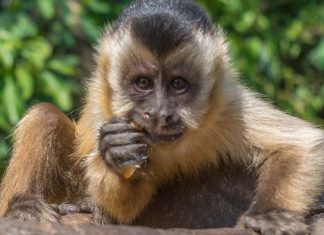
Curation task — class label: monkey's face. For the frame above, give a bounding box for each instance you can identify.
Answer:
[101,24,229,145]
[122,59,202,144]
[101,32,229,145]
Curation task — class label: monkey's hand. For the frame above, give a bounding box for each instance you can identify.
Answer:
[55,198,95,215]
[5,194,60,223]
[237,210,309,235]
[99,117,149,178]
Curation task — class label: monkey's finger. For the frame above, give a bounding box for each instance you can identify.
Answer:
[77,200,95,213]
[100,133,146,150]
[244,217,261,232]
[100,123,140,136]
[128,154,148,167]
[109,144,148,159]
[105,145,148,168]
[109,116,128,124]
[57,204,80,215]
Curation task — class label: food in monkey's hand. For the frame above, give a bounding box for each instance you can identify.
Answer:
[123,165,138,179]
[99,117,149,180]
[124,120,152,179]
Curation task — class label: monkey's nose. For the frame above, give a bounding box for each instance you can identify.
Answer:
[159,114,174,127]
[142,111,175,127]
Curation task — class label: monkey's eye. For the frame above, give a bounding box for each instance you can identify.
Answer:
[171,77,188,93]
[134,77,154,92]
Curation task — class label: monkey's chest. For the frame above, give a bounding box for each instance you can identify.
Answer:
[134,166,256,229]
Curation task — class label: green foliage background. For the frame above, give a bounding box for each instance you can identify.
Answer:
[0,0,323,174]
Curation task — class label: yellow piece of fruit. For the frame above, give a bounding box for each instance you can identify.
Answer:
[129,121,144,130]
[130,121,138,128]
[123,166,137,179]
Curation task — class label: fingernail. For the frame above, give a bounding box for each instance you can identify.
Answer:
[245,217,260,231]
[67,205,80,214]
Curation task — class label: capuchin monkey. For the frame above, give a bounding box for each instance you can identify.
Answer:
[0,0,323,234]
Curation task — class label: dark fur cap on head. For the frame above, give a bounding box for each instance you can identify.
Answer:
[112,0,212,57]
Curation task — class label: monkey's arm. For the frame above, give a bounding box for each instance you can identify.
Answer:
[86,153,156,224]
[0,103,83,221]
[240,92,324,233]
[81,117,156,224]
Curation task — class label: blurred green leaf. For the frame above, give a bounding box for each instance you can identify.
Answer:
[256,15,270,31]
[286,21,303,40]
[2,76,24,125]
[0,109,11,132]
[0,140,9,161]
[236,11,256,32]
[15,65,34,100]
[41,71,73,111]
[37,0,55,20]
[88,1,111,13]
[246,37,262,58]
[20,38,52,69]
[48,56,79,75]
[80,16,101,42]
[11,14,38,39]
[309,39,324,71]
[0,41,15,68]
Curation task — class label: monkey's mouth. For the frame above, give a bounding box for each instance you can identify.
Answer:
[145,130,184,144]
[128,112,185,144]
[137,124,185,144]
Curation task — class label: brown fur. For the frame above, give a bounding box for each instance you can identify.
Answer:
[0,103,83,216]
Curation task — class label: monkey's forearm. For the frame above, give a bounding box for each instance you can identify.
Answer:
[231,96,323,233]
[86,152,156,224]
[243,96,324,214]
[250,147,321,214]
[0,103,81,220]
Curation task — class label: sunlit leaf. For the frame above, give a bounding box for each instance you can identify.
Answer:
[236,11,256,32]
[20,38,52,69]
[256,15,270,31]
[0,107,11,132]
[0,140,9,161]
[309,39,324,71]
[41,71,73,111]
[289,43,301,59]
[88,1,111,13]
[246,37,262,58]
[0,41,14,68]
[15,65,34,100]
[80,17,101,42]
[286,21,303,40]
[37,0,55,20]
[48,56,79,75]
[11,14,38,39]
[2,76,24,125]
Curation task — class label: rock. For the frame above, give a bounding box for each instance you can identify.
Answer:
[0,217,254,235]
[60,213,93,225]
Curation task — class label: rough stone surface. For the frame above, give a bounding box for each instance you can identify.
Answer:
[2,212,324,235]
[60,213,93,225]
[0,218,254,235]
